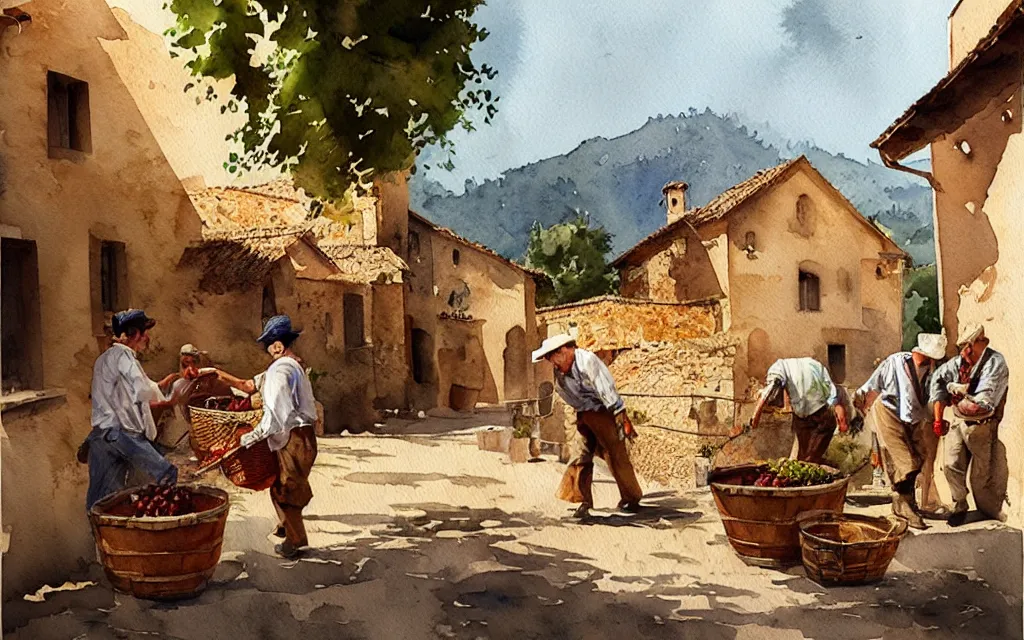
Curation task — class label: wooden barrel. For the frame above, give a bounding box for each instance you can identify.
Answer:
[798,511,908,586]
[709,463,849,568]
[89,484,230,600]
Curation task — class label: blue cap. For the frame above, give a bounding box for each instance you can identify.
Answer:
[257,315,300,346]
[112,309,156,336]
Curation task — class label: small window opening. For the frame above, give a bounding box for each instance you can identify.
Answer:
[47,71,92,154]
[452,248,460,266]
[343,293,366,348]
[828,344,847,384]
[2,238,44,392]
[799,270,821,312]
[670,197,679,208]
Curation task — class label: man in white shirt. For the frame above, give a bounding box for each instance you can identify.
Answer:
[85,309,182,510]
[854,333,947,529]
[533,334,643,519]
[215,315,318,558]
[748,357,853,465]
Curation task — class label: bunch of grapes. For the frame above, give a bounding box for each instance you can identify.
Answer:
[740,459,840,488]
[752,471,794,488]
[130,484,195,518]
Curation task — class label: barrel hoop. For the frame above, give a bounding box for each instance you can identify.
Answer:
[107,569,212,583]
[98,542,223,557]
[718,514,806,526]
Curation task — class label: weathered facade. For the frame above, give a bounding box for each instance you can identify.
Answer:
[613,157,907,401]
[406,211,542,411]
[871,0,1024,525]
[0,0,213,600]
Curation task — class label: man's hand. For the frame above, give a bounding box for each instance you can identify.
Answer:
[614,411,635,441]
[947,382,969,397]
[933,419,949,438]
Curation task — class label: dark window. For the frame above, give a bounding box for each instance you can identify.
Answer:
[2,238,44,392]
[47,71,91,154]
[828,344,847,384]
[408,231,420,258]
[261,283,277,322]
[796,194,812,225]
[90,237,127,335]
[343,293,365,348]
[452,249,460,266]
[799,270,820,311]
[411,329,431,384]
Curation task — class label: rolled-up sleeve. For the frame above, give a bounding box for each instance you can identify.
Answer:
[858,358,888,398]
[581,355,624,414]
[971,355,1009,411]
[930,359,957,406]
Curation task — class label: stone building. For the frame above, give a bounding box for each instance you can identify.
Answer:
[612,156,908,396]
[406,211,543,411]
[870,0,1024,525]
[0,0,219,600]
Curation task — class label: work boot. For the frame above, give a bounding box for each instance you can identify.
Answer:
[274,542,303,559]
[617,500,641,514]
[947,511,968,528]
[572,503,591,519]
[892,493,927,530]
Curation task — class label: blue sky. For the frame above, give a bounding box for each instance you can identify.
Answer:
[115,1,954,192]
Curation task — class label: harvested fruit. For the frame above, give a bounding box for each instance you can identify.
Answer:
[129,484,196,518]
[741,459,841,488]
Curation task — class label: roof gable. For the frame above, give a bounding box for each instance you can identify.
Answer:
[613,156,906,266]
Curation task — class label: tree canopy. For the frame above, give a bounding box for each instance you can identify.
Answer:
[166,0,498,201]
[525,215,618,307]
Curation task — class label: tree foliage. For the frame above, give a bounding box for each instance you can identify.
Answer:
[525,215,618,307]
[166,0,498,201]
[903,264,941,350]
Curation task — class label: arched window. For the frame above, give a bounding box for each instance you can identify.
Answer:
[799,270,820,311]
[796,195,812,225]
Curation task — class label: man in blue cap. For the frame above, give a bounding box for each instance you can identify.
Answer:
[214,315,319,558]
[85,309,182,510]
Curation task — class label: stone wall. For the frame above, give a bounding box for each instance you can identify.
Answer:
[537,296,721,351]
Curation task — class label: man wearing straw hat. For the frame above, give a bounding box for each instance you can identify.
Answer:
[931,323,1009,526]
[532,334,643,519]
[213,315,318,558]
[853,333,946,529]
[84,309,182,510]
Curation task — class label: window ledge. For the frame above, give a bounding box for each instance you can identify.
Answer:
[1,388,68,413]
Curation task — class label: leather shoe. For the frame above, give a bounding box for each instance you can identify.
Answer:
[892,493,927,530]
[947,511,968,528]
[572,503,591,519]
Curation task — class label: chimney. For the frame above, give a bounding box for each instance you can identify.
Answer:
[662,181,688,225]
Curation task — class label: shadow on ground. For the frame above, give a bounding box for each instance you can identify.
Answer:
[5,497,1020,640]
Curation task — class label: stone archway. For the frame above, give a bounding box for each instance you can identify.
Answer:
[503,325,528,401]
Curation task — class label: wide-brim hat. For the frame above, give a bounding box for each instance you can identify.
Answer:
[913,332,947,360]
[531,334,576,363]
[112,309,156,336]
[956,323,985,348]
[257,315,301,346]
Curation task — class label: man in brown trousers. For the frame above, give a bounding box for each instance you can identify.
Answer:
[214,315,318,558]
[533,334,643,519]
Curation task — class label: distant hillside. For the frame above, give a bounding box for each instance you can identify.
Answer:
[410,110,935,266]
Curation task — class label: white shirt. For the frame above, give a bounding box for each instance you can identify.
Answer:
[764,358,840,418]
[553,348,624,414]
[858,352,933,424]
[242,356,317,452]
[90,343,164,441]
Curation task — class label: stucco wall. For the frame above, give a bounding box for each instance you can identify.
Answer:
[724,168,904,393]
[406,217,535,410]
[949,0,1015,68]
[929,73,1024,525]
[0,0,214,599]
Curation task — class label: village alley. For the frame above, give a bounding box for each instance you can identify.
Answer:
[3,413,1020,640]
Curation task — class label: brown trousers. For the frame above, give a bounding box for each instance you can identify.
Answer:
[271,425,318,548]
[869,403,925,489]
[557,411,643,508]
[792,405,837,464]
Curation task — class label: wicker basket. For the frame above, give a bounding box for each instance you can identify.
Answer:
[798,511,908,586]
[188,405,279,491]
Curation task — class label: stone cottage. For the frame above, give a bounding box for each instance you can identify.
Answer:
[870,0,1024,525]
[612,156,908,395]
[406,211,543,411]
[0,0,222,600]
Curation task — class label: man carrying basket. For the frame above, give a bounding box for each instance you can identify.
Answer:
[213,315,319,559]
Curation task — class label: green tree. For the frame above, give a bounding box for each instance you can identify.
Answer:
[525,214,618,307]
[166,0,498,202]
[903,264,941,349]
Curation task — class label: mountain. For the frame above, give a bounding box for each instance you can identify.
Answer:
[409,110,935,266]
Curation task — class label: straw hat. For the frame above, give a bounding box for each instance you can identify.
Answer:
[531,334,576,363]
[912,333,947,360]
